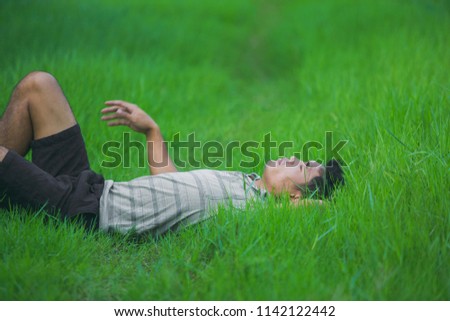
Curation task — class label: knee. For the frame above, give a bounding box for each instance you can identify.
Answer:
[19,71,58,93]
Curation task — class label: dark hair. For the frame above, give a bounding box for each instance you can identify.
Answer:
[303,159,345,200]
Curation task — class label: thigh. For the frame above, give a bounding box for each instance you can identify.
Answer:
[31,124,91,177]
[22,71,77,141]
[0,71,77,156]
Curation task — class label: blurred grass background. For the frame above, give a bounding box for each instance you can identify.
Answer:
[0,0,448,300]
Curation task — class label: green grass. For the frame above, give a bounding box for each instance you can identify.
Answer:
[0,0,449,300]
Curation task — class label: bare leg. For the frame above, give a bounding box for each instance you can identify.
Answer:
[0,146,7,162]
[0,71,77,156]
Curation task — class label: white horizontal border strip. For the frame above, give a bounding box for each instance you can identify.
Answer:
[0,301,448,321]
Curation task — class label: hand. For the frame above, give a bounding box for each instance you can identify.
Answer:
[291,199,324,207]
[101,100,159,135]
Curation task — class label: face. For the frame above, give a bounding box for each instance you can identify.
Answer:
[261,156,325,199]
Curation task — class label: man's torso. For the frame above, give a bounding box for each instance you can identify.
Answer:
[99,169,264,235]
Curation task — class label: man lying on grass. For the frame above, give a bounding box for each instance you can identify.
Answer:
[0,71,344,235]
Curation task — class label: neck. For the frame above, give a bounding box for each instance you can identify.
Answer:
[254,176,268,192]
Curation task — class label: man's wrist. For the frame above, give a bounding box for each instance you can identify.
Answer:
[145,126,161,139]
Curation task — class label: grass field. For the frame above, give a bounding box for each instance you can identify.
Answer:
[0,0,449,300]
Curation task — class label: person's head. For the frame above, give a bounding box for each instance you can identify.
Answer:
[260,157,344,201]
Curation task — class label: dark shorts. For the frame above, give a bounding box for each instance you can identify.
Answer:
[0,124,104,228]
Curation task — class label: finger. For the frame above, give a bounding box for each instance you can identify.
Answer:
[101,114,121,121]
[105,100,125,106]
[107,120,130,127]
[101,106,120,114]
[105,100,134,111]
[101,108,131,121]
[115,108,132,119]
[101,107,131,119]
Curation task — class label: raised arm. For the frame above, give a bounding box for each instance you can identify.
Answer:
[101,100,177,175]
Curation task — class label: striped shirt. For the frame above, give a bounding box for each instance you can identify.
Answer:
[99,170,265,235]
